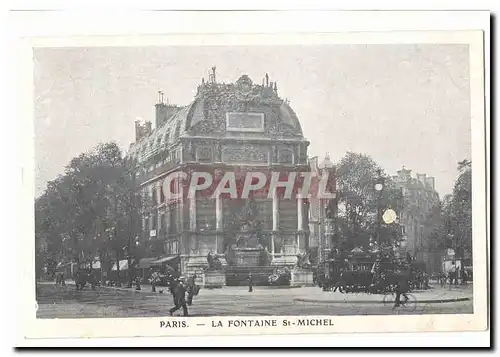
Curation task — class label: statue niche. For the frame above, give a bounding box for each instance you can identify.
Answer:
[224,199,267,267]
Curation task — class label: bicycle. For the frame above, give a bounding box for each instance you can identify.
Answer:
[383,291,417,312]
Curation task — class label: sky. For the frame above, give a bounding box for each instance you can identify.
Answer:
[34,44,471,198]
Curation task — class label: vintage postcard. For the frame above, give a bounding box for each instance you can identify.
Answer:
[14,11,488,344]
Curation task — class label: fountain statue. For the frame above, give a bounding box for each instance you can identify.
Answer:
[224,199,266,267]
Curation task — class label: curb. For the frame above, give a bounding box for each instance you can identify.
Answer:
[293,297,472,304]
[62,282,153,294]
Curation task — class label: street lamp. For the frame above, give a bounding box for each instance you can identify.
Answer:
[374,169,385,245]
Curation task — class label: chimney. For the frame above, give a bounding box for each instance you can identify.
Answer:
[155,98,181,128]
[135,120,152,142]
[209,66,217,84]
[155,102,168,128]
[426,177,435,190]
[416,173,427,186]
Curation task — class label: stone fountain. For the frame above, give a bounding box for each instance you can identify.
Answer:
[229,221,264,267]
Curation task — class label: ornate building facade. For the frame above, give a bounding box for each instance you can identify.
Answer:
[126,69,312,276]
[308,155,337,266]
[393,167,441,272]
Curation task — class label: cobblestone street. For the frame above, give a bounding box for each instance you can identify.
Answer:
[36,282,473,318]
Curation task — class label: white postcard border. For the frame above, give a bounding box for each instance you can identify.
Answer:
[11,13,489,342]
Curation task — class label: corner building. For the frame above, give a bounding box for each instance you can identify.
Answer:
[393,167,441,273]
[127,70,311,277]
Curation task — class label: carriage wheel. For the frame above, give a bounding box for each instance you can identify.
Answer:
[400,294,417,312]
[383,292,396,307]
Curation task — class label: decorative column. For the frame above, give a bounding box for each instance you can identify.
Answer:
[297,197,304,253]
[215,192,223,254]
[178,175,185,231]
[318,201,325,264]
[157,208,162,235]
[177,172,186,255]
[142,216,147,237]
[156,182,162,205]
[148,215,153,239]
[272,190,279,256]
[189,192,197,232]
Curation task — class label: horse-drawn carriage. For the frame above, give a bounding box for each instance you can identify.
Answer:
[74,269,99,290]
[317,248,424,294]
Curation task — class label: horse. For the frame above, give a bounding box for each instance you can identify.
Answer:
[74,270,98,290]
[335,270,373,293]
[55,272,66,286]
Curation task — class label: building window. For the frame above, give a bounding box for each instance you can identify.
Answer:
[158,213,165,234]
[168,205,178,234]
[160,187,165,203]
[152,214,158,231]
[152,189,158,206]
[166,240,179,255]
[196,198,216,230]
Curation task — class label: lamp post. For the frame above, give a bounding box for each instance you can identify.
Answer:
[126,240,133,288]
[374,169,385,245]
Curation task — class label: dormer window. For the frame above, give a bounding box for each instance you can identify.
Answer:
[174,122,181,139]
[164,130,170,145]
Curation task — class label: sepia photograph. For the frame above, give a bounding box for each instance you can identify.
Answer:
[11,11,488,342]
[34,43,479,318]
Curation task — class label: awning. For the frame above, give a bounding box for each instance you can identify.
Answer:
[91,261,101,269]
[78,261,101,269]
[111,259,129,271]
[151,255,179,266]
[138,257,159,269]
[56,262,73,271]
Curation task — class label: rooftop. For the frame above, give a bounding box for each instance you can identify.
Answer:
[127,70,305,164]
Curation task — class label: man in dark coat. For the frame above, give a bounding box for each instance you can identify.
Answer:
[248,272,253,292]
[169,278,188,316]
[187,273,197,306]
[393,266,410,309]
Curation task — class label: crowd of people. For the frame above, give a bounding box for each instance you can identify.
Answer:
[435,265,470,287]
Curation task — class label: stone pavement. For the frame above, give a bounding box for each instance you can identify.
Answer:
[67,281,473,304]
[294,285,473,304]
[36,281,474,318]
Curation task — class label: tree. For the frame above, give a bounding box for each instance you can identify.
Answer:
[451,160,472,258]
[334,152,404,250]
[427,160,472,259]
[35,142,143,281]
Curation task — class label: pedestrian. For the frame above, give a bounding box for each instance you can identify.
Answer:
[393,267,410,309]
[463,268,469,285]
[248,272,253,292]
[452,265,459,286]
[187,273,197,306]
[169,278,188,316]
